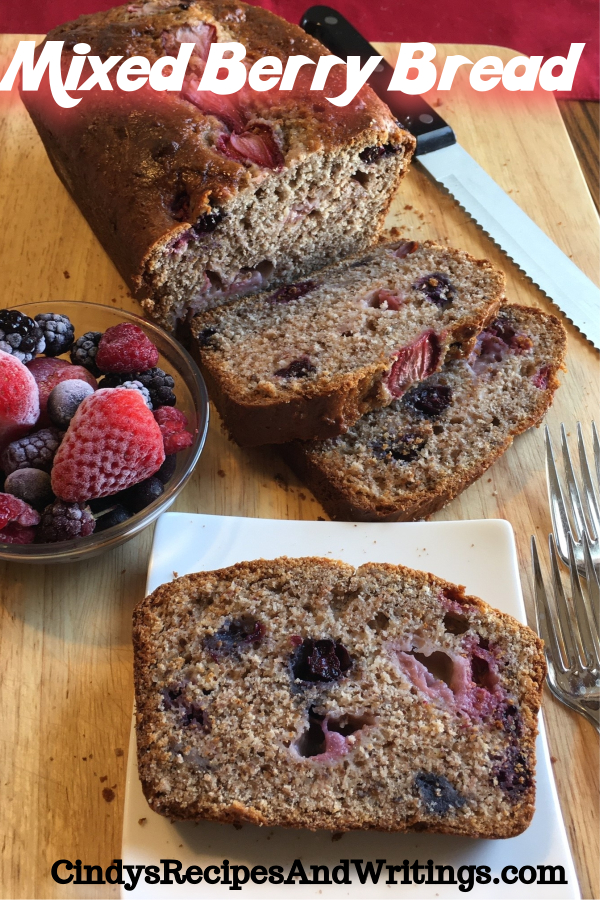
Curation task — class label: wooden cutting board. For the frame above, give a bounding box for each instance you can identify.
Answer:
[0,36,598,898]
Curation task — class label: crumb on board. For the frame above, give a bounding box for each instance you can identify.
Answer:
[114,748,124,757]
[102,788,115,803]
[63,270,70,279]
[138,818,147,826]
[217,469,226,478]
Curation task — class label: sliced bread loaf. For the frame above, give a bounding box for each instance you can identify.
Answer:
[282,305,566,521]
[133,556,544,836]
[191,240,506,445]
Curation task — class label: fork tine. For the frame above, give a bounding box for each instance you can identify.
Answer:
[567,533,600,669]
[531,536,566,672]
[582,531,600,631]
[548,534,579,668]
[560,424,587,541]
[545,425,572,562]
[577,423,600,542]
[592,422,600,489]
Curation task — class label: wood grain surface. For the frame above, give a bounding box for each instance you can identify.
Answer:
[0,36,598,899]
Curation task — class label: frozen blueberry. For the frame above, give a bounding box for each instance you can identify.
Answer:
[47,379,95,428]
[414,772,466,815]
[94,504,131,532]
[122,476,164,514]
[4,468,54,510]
[291,638,352,683]
[155,454,177,485]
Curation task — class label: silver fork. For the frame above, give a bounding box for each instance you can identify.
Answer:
[545,422,600,581]
[531,532,600,733]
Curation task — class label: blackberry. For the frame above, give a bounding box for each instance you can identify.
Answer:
[35,313,75,357]
[119,380,153,409]
[70,331,102,374]
[403,383,453,418]
[291,638,352,683]
[1,427,64,474]
[0,309,45,362]
[99,368,176,407]
[36,499,95,543]
[412,272,456,308]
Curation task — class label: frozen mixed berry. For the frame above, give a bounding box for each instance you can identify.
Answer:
[0,349,40,452]
[0,309,45,362]
[4,468,54,510]
[0,491,40,544]
[47,379,95,428]
[94,503,131,532]
[1,427,64,474]
[51,388,165,502]
[28,357,97,427]
[204,615,265,655]
[121,476,164,513]
[155,454,177,485]
[36,499,95,543]
[370,431,428,463]
[96,323,159,374]
[70,331,102,375]
[100,368,176,408]
[403,383,453,418]
[34,313,75,357]
[291,638,352,683]
[153,406,194,455]
[274,357,316,379]
[412,272,455,308]
[0,521,37,544]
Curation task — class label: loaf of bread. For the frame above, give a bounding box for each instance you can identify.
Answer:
[282,305,566,521]
[133,556,544,836]
[21,0,414,328]
[191,240,506,445]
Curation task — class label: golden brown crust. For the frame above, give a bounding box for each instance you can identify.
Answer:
[133,556,544,836]
[282,304,567,521]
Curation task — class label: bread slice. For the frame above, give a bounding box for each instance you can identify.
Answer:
[191,240,505,445]
[21,0,414,329]
[133,556,544,836]
[282,305,566,521]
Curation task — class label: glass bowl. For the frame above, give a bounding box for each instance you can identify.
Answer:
[0,301,209,563]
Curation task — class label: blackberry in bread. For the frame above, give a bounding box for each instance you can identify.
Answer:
[191,240,505,445]
[20,0,414,328]
[282,305,566,521]
[133,556,544,836]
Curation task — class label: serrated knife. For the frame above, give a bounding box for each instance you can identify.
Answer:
[301,6,600,350]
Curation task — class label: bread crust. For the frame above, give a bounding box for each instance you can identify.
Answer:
[282,305,567,521]
[192,242,505,445]
[133,556,545,837]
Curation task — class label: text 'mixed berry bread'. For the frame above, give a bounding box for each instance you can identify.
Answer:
[133,557,545,836]
[191,240,506,445]
[20,0,414,328]
[282,305,566,521]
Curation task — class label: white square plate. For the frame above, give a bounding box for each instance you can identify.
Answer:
[122,513,579,898]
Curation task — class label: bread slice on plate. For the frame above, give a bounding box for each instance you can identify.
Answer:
[191,240,506,445]
[21,0,414,328]
[282,304,566,521]
[133,556,544,837]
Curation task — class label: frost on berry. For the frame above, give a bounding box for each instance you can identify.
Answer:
[36,499,95,543]
[0,349,40,451]
[1,427,64,475]
[96,323,159,374]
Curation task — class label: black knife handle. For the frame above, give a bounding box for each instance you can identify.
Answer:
[300,5,456,155]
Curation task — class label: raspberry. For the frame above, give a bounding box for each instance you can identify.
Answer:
[51,388,165,501]
[27,357,97,427]
[47,380,95,428]
[36,499,95,543]
[0,309,45,362]
[70,332,102,375]
[99,367,176,408]
[1,427,64,474]
[0,350,40,452]
[34,313,75,357]
[0,521,37,544]
[0,492,40,528]
[96,323,159,374]
[4,469,54,510]
[153,407,194,455]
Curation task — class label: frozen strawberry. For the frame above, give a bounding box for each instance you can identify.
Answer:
[51,388,165,502]
[96,323,159,374]
[153,407,194,455]
[0,349,40,451]
[27,357,97,427]
[0,492,41,529]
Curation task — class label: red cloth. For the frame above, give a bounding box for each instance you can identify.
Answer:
[1,0,597,99]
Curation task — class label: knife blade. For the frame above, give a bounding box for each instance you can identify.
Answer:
[300,5,600,350]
